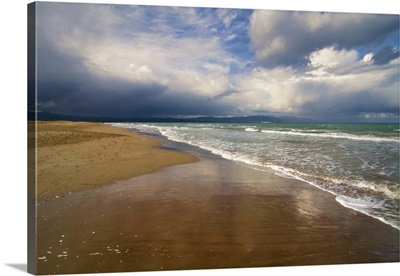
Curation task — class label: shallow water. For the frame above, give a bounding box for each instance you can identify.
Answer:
[36,149,399,274]
[110,122,400,229]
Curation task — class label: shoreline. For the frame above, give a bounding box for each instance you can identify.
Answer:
[33,121,198,199]
[120,123,400,230]
[35,121,399,274]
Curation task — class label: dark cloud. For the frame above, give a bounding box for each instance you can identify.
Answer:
[212,89,241,101]
[249,11,399,68]
[35,2,236,118]
[373,46,399,65]
[307,92,398,115]
[37,47,233,118]
[36,31,230,118]
[294,78,399,122]
[33,2,399,122]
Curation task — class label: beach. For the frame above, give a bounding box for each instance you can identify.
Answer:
[34,121,399,275]
[33,121,198,199]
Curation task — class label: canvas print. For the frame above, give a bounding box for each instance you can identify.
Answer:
[28,1,399,275]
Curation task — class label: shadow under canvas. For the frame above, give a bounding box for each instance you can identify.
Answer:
[6,263,27,273]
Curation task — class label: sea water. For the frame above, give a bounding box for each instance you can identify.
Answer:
[110,122,400,229]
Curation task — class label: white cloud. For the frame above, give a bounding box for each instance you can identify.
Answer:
[309,47,358,69]
[40,4,236,99]
[217,9,238,28]
[362,53,374,63]
[224,54,399,117]
[225,34,237,41]
[248,10,399,67]
[223,12,237,28]
[36,3,399,120]
[83,35,233,97]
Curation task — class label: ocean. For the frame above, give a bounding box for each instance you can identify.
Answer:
[109,122,400,229]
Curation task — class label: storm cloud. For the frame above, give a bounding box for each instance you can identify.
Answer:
[248,10,399,68]
[372,46,400,65]
[35,2,399,122]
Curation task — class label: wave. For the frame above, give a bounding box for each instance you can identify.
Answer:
[260,129,399,143]
[159,127,399,229]
[155,126,398,198]
[245,127,259,132]
[109,123,399,143]
[258,161,400,230]
[335,196,398,229]
[108,122,400,229]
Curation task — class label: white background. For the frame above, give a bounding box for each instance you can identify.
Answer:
[0,1,399,275]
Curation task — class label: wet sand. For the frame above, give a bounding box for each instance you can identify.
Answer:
[33,121,198,199]
[36,132,399,274]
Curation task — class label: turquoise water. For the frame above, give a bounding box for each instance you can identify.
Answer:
[111,122,400,229]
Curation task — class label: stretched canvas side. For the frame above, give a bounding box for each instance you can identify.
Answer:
[27,2,37,274]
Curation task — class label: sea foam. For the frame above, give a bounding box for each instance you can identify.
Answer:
[110,122,400,230]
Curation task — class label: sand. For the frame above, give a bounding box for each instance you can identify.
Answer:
[31,121,198,199]
[32,121,399,275]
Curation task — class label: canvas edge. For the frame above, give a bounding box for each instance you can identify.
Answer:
[27,2,37,275]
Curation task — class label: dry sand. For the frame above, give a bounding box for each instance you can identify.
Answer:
[31,121,198,199]
[32,121,399,275]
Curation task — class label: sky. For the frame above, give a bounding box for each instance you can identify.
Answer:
[34,2,399,122]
